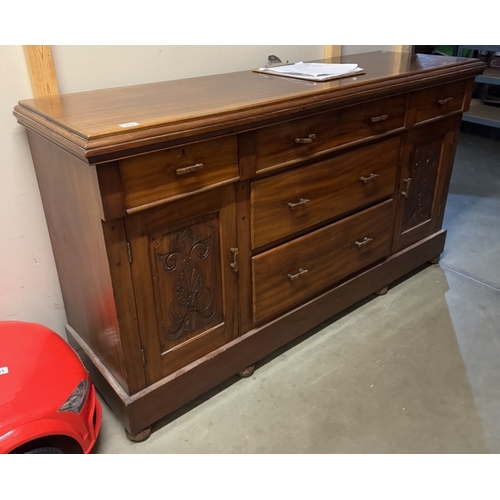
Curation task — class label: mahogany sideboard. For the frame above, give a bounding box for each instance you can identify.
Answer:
[14,51,485,441]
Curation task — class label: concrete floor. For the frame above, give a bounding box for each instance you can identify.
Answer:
[92,127,500,454]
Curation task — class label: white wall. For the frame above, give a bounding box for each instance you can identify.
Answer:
[0,46,68,336]
[52,46,326,93]
[342,46,395,55]
[1,45,396,338]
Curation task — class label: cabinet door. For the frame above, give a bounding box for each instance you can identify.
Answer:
[125,185,239,384]
[392,115,461,253]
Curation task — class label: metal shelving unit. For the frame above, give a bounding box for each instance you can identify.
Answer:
[458,46,500,129]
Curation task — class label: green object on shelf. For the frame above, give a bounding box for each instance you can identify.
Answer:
[434,46,472,57]
[436,45,455,56]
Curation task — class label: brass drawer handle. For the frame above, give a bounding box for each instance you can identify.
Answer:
[175,163,204,175]
[401,177,411,198]
[360,173,380,184]
[287,197,310,209]
[294,134,316,144]
[287,268,309,281]
[370,114,388,123]
[230,247,239,273]
[354,237,373,248]
[438,97,453,105]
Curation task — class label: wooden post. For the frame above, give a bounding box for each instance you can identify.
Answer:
[324,46,342,61]
[393,46,413,74]
[394,45,412,54]
[23,45,60,98]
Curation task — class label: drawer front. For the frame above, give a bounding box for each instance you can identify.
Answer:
[412,80,466,123]
[119,136,238,211]
[252,199,394,323]
[251,137,400,249]
[253,95,406,173]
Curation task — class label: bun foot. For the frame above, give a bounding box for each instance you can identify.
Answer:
[238,365,255,378]
[125,426,151,442]
[430,255,441,264]
[375,285,389,296]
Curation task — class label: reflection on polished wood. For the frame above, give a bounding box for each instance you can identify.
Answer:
[14,51,484,162]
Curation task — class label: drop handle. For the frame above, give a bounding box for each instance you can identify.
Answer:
[354,237,373,248]
[438,97,453,105]
[294,134,316,144]
[360,173,380,184]
[175,163,204,175]
[401,177,412,198]
[229,247,239,273]
[287,268,309,281]
[370,114,388,123]
[288,197,310,209]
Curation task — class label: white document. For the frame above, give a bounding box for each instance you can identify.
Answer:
[255,62,364,81]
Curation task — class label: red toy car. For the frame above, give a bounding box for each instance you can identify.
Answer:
[0,321,101,454]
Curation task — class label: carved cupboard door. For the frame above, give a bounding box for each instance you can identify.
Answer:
[125,185,239,384]
[392,115,461,253]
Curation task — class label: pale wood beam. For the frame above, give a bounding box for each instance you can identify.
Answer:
[392,47,412,74]
[23,45,60,98]
[324,45,342,60]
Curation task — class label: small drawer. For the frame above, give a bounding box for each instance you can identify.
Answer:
[411,80,466,123]
[250,137,400,249]
[252,199,394,323]
[253,94,406,173]
[119,136,238,211]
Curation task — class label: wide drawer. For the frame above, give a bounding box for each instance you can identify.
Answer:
[253,94,406,173]
[411,80,467,123]
[119,136,238,211]
[250,137,400,249]
[252,199,394,323]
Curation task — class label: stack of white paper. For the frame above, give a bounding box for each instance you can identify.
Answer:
[255,62,364,81]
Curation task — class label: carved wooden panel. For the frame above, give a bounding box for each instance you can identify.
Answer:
[150,216,223,352]
[125,185,238,383]
[392,115,461,254]
[401,137,442,233]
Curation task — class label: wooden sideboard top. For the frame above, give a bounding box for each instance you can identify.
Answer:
[13,51,485,163]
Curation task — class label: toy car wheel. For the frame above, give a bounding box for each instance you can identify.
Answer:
[25,447,63,454]
[25,446,62,455]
